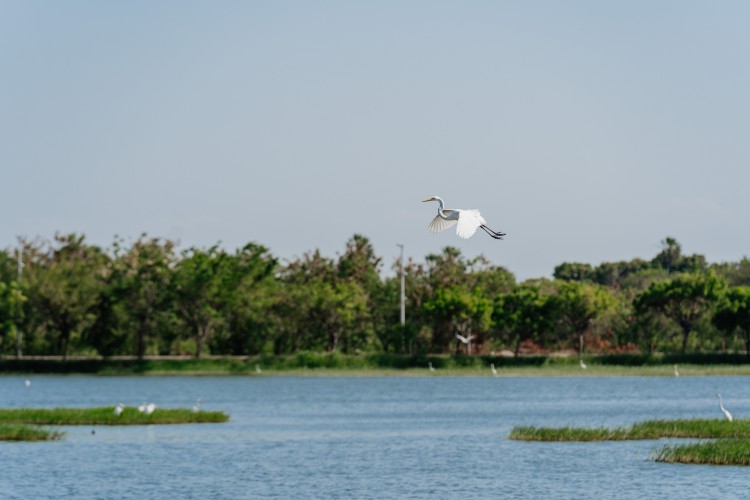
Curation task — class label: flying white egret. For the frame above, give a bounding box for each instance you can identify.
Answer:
[24,379,31,387]
[455,332,475,354]
[673,364,680,377]
[191,399,201,413]
[422,196,505,240]
[716,394,733,422]
[144,403,156,415]
[114,403,125,416]
[428,362,436,373]
[579,360,587,370]
[455,333,474,344]
[490,363,497,376]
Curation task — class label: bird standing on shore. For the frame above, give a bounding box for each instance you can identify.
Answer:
[422,196,505,240]
[717,394,733,422]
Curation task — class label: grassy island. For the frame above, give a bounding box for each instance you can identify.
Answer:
[510,419,750,441]
[510,418,750,466]
[0,406,229,442]
[0,407,229,426]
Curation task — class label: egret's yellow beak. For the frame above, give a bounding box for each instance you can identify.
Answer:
[422,197,434,202]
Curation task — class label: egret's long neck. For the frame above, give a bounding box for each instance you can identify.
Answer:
[434,197,446,216]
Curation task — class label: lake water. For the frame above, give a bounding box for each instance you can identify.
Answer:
[1,375,749,499]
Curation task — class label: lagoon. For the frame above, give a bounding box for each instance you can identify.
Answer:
[0,375,748,499]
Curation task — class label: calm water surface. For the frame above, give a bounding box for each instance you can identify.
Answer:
[1,375,749,499]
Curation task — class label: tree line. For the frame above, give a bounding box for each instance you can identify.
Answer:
[1,233,749,359]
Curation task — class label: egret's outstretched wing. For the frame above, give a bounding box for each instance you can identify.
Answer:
[428,215,457,234]
[455,210,486,239]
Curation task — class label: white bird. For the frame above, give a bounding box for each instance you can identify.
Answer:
[716,394,733,422]
[144,403,156,415]
[490,363,497,376]
[191,399,201,413]
[24,379,31,387]
[137,402,146,413]
[255,364,262,374]
[579,360,587,370]
[428,362,436,373]
[673,364,679,377]
[114,403,125,416]
[455,333,474,344]
[422,196,505,240]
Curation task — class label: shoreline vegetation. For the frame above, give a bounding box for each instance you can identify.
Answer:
[0,407,230,442]
[3,234,750,364]
[509,419,750,441]
[0,423,63,441]
[510,419,750,466]
[2,353,750,376]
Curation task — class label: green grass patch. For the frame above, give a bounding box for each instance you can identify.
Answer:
[0,407,229,426]
[0,423,63,441]
[510,419,750,441]
[652,439,750,466]
[509,425,631,441]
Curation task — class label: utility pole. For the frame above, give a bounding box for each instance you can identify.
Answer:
[397,244,407,354]
[16,239,23,359]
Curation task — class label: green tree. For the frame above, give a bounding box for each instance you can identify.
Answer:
[336,235,382,352]
[423,286,492,354]
[94,236,177,358]
[173,246,228,358]
[422,247,502,353]
[635,273,727,353]
[23,234,108,358]
[652,237,682,275]
[213,243,278,355]
[493,285,554,356]
[651,237,707,275]
[711,257,750,287]
[713,287,750,357]
[553,262,593,282]
[0,281,25,356]
[552,281,615,354]
[276,249,371,354]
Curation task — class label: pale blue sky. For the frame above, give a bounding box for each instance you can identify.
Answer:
[2,1,749,280]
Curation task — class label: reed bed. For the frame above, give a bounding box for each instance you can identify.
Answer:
[510,419,750,442]
[0,423,63,441]
[0,407,229,426]
[509,426,632,442]
[653,439,750,466]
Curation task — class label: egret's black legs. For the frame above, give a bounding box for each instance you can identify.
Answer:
[480,225,506,240]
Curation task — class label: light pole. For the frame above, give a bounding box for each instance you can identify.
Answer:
[397,244,407,353]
